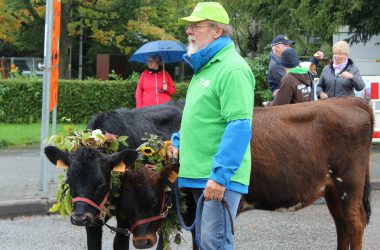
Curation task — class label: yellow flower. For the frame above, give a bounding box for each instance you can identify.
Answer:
[141,146,155,157]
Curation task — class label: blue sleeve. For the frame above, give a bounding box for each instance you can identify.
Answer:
[171,131,180,149]
[210,119,251,186]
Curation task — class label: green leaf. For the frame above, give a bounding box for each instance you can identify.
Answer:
[60,207,66,218]
[64,125,74,133]
[118,136,128,143]
[64,195,73,215]
[65,140,75,151]
[96,133,106,141]
[109,141,119,152]
[49,203,61,213]
[82,133,90,140]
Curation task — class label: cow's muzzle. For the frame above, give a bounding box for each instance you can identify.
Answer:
[133,234,157,249]
[70,212,95,226]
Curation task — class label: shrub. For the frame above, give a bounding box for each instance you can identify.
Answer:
[245,53,272,106]
[1,54,274,124]
[0,78,190,124]
[0,78,137,123]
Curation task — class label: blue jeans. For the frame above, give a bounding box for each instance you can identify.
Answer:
[192,189,241,250]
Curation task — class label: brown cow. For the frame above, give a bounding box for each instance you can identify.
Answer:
[240,96,373,250]
[103,97,373,250]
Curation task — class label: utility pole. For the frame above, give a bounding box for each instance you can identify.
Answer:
[40,0,61,192]
[40,0,53,192]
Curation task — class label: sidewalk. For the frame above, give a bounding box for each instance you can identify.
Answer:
[0,145,61,218]
[0,144,379,219]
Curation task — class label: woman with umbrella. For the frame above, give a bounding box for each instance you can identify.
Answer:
[135,54,176,108]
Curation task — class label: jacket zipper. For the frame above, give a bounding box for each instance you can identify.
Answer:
[155,73,158,104]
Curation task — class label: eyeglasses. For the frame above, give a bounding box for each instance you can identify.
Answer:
[187,23,211,31]
[147,60,157,63]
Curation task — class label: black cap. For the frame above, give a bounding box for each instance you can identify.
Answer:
[271,34,295,47]
[281,48,300,68]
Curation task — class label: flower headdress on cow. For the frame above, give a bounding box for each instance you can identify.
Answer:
[46,127,185,248]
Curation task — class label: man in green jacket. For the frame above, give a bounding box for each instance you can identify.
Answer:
[168,2,255,249]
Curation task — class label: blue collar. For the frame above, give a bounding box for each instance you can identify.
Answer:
[183,36,232,74]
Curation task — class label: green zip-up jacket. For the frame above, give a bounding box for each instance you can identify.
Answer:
[179,43,255,189]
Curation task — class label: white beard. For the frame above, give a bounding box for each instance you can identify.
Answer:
[187,44,199,57]
[187,33,215,57]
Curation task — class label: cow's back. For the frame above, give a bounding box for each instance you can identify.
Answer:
[249,97,373,209]
[87,100,184,149]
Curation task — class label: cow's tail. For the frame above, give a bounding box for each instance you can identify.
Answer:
[363,166,371,225]
[361,97,374,225]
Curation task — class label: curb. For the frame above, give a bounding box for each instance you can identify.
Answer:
[0,198,56,219]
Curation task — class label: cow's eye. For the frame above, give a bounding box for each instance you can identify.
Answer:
[95,183,106,193]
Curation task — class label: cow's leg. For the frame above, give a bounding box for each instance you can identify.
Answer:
[341,200,365,250]
[324,187,349,250]
[339,182,366,249]
[113,217,130,250]
[85,225,102,250]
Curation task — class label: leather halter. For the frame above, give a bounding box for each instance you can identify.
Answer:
[72,193,109,214]
[130,192,169,232]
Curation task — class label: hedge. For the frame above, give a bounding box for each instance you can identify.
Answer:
[0,78,189,123]
[0,54,271,124]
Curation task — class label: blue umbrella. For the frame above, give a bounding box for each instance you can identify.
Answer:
[130,40,187,64]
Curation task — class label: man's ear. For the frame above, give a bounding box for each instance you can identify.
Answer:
[212,25,223,39]
[44,146,71,169]
[111,149,138,172]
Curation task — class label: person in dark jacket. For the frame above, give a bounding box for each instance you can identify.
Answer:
[268,48,311,106]
[316,40,365,99]
[268,34,324,95]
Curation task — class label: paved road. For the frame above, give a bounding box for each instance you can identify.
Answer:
[0,191,379,250]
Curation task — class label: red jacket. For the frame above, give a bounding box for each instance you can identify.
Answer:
[135,69,176,108]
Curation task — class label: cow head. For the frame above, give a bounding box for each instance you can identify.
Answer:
[44,146,138,226]
[121,163,179,249]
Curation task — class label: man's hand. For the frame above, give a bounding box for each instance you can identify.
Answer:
[204,179,225,202]
[313,51,324,60]
[166,145,178,162]
[320,92,328,99]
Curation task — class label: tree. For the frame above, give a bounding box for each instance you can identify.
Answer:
[222,0,380,57]
[344,0,380,44]
[0,0,194,78]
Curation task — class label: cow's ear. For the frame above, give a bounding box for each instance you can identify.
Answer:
[111,149,138,172]
[44,146,71,170]
[159,163,179,185]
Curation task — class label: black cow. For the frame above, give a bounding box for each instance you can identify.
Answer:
[87,100,184,149]
[45,101,191,250]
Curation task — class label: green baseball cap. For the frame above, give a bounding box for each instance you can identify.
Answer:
[179,2,230,25]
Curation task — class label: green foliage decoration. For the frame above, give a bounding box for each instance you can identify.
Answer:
[47,126,129,217]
